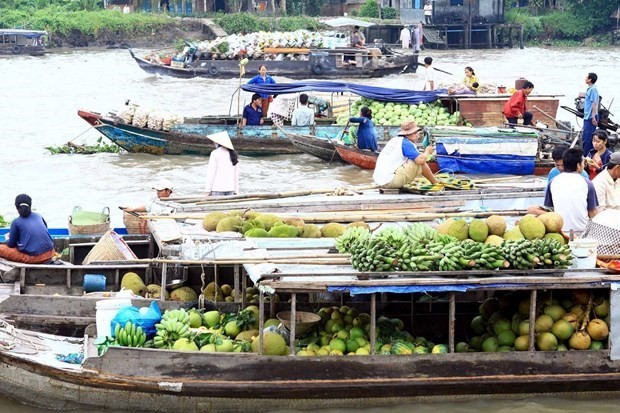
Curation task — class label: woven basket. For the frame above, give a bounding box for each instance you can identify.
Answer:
[68,220,110,236]
[123,211,149,234]
[71,206,110,226]
[82,230,138,264]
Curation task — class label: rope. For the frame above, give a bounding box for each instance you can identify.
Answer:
[67,125,97,144]
[0,319,49,353]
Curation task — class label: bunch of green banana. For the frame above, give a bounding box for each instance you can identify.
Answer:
[350,238,399,272]
[114,320,147,347]
[438,242,475,271]
[396,240,442,271]
[335,226,371,254]
[402,223,438,244]
[153,309,191,349]
[502,240,539,270]
[374,227,407,249]
[533,238,573,268]
[461,242,510,270]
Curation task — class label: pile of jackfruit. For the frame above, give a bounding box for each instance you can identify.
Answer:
[202,209,368,238]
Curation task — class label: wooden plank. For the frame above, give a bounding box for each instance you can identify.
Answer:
[263,47,310,54]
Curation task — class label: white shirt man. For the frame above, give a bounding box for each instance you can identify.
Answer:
[400,26,411,49]
[422,56,435,91]
[592,153,620,212]
[291,94,315,126]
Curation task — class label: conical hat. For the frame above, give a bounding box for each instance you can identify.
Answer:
[207,131,234,150]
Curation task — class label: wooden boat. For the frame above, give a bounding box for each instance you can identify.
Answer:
[286,131,343,162]
[333,141,379,169]
[0,29,47,56]
[130,47,418,80]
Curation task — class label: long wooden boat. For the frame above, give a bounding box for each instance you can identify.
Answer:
[286,131,344,162]
[0,29,47,56]
[130,47,418,80]
[333,141,379,169]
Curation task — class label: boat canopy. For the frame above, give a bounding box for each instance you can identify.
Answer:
[0,29,47,38]
[241,81,447,105]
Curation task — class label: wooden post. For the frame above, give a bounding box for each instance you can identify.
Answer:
[449,292,456,353]
[160,262,167,303]
[289,293,296,356]
[528,289,537,351]
[214,264,218,304]
[259,289,265,355]
[370,293,377,354]
[242,270,247,308]
[233,264,240,303]
[519,24,524,49]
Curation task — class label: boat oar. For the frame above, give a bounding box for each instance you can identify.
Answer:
[118,206,141,218]
[329,121,350,166]
[532,105,572,131]
[433,67,453,76]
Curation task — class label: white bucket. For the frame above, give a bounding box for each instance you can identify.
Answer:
[568,238,598,269]
[96,299,132,338]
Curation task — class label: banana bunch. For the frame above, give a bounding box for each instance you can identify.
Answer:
[114,320,147,347]
[374,227,407,250]
[153,309,191,349]
[350,238,399,272]
[502,240,539,270]
[437,242,475,271]
[461,242,510,270]
[534,238,572,268]
[403,223,438,244]
[335,226,371,254]
[397,240,442,271]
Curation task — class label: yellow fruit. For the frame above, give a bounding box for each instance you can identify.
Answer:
[120,272,147,296]
[486,215,507,236]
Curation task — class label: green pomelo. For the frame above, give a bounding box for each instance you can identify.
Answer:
[518,215,546,240]
[349,326,365,339]
[203,310,220,328]
[216,338,234,353]
[469,336,483,351]
[557,344,568,351]
[346,339,360,353]
[263,318,280,328]
[251,332,286,355]
[188,311,203,328]
[551,319,574,341]
[236,329,259,341]
[329,338,347,353]
[498,346,512,352]
[589,341,604,350]
[173,338,198,351]
[224,320,241,338]
[355,347,370,355]
[594,299,610,318]
[200,343,217,352]
[470,315,487,335]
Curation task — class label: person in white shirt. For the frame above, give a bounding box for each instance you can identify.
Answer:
[544,147,598,234]
[592,152,620,212]
[291,94,315,126]
[400,25,411,49]
[422,56,435,91]
[205,131,239,196]
[424,1,433,24]
[122,179,174,215]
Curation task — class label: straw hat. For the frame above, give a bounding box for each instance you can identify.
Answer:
[398,120,420,136]
[207,131,234,150]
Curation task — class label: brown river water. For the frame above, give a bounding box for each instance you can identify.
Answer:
[1,46,619,412]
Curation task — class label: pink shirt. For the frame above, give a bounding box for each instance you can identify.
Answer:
[205,146,239,194]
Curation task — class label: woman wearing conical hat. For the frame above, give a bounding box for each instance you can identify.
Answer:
[205,131,239,196]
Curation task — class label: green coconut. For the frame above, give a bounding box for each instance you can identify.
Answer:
[518,215,546,240]
[216,216,244,233]
[321,222,346,238]
[170,286,198,302]
[120,272,147,296]
[202,211,227,231]
[448,219,469,241]
[299,224,322,238]
[485,215,507,236]
[254,213,281,231]
[468,219,489,242]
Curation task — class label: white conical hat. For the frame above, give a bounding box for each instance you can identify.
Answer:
[207,131,234,150]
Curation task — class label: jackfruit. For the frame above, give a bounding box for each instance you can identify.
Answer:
[448,220,469,241]
[120,272,147,296]
[347,221,370,230]
[518,215,546,240]
[282,217,305,228]
[170,286,198,302]
[468,219,489,242]
[255,213,281,231]
[203,282,223,301]
[544,232,566,245]
[146,283,169,299]
[216,216,243,233]
[299,224,322,238]
[486,215,507,236]
[251,332,287,355]
[202,211,227,231]
[244,228,269,237]
[243,209,259,220]
[320,222,346,238]
[485,235,504,246]
[226,210,244,217]
[503,227,525,241]
[268,224,299,238]
[538,212,564,233]
[435,218,456,235]
[241,219,265,234]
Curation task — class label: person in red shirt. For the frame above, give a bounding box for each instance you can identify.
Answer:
[503,81,534,126]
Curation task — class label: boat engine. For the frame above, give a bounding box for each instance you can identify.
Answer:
[564,94,618,133]
[307,96,330,116]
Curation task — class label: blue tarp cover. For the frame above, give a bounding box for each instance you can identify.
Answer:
[241,81,447,105]
[328,283,590,295]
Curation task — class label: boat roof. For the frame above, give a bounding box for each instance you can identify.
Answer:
[0,29,48,37]
[241,81,448,105]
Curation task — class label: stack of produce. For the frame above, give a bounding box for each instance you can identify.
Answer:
[202,209,367,239]
[335,213,573,272]
[120,272,199,302]
[467,290,609,352]
[336,98,469,127]
[195,30,324,60]
[202,282,280,304]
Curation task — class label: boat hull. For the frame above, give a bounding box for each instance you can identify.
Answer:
[131,49,417,80]
[2,345,620,412]
[287,132,343,162]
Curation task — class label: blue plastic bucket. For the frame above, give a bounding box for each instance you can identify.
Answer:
[83,274,107,293]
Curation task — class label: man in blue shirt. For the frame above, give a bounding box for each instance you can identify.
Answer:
[242,94,264,126]
[582,72,599,156]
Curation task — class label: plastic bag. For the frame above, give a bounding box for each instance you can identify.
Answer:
[110,301,162,338]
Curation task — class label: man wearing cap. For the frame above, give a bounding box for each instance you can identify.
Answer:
[592,152,620,212]
[121,179,173,215]
[543,147,598,233]
[373,120,437,189]
[205,131,239,197]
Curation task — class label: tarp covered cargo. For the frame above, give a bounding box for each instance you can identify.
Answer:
[241,81,447,105]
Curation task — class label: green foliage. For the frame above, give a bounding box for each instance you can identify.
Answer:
[381,7,397,20]
[216,13,321,34]
[567,0,616,29]
[350,9,359,17]
[275,16,321,31]
[46,137,122,154]
[359,0,380,19]
[540,11,593,40]
[0,214,9,228]
[505,8,542,41]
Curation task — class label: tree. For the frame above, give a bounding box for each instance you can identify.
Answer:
[359,0,379,18]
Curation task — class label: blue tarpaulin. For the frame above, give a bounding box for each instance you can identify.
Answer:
[241,81,447,105]
[328,283,567,296]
